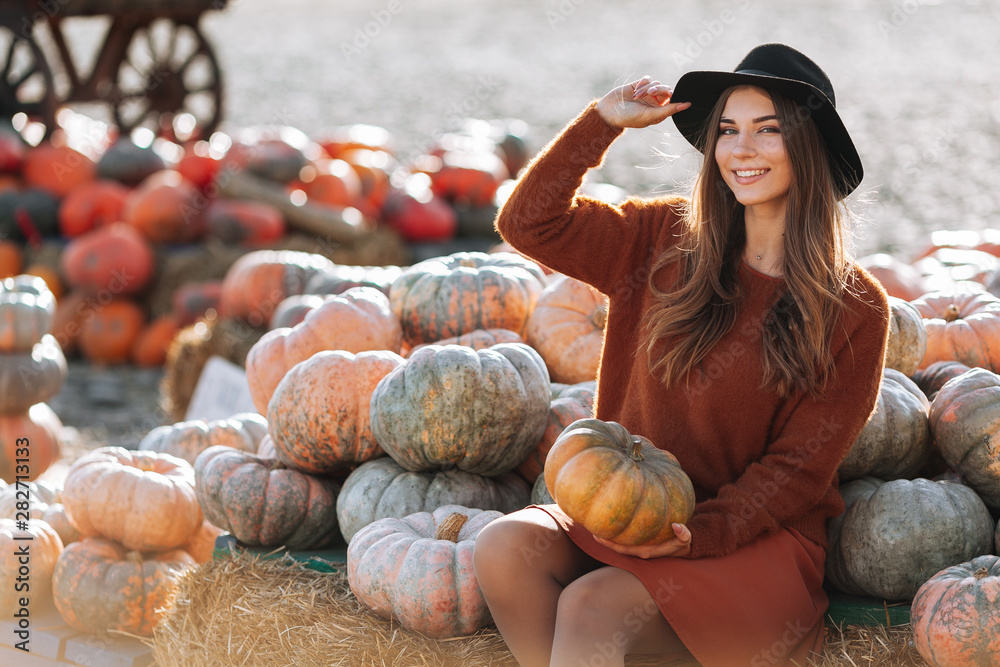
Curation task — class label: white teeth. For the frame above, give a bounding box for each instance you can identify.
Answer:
[736,169,767,177]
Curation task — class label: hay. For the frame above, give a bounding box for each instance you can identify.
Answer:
[160,315,265,422]
[276,227,411,268]
[148,241,248,319]
[150,551,925,667]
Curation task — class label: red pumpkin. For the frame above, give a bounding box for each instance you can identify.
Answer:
[129,314,181,367]
[176,139,224,189]
[268,349,404,473]
[0,240,22,279]
[77,298,146,364]
[218,249,336,324]
[912,290,1000,372]
[390,251,547,346]
[911,555,1000,666]
[0,403,62,482]
[62,446,202,551]
[123,170,204,243]
[380,177,457,243]
[294,158,362,209]
[52,537,196,637]
[245,287,402,414]
[338,148,393,217]
[60,223,155,295]
[22,142,96,198]
[204,199,285,247]
[58,180,130,237]
[193,445,342,549]
[316,123,393,157]
[347,505,502,639]
[421,149,508,207]
[525,275,607,384]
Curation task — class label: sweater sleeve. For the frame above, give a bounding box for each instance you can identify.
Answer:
[495,101,683,296]
[684,274,890,559]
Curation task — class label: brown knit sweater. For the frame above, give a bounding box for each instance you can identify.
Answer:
[496,102,890,559]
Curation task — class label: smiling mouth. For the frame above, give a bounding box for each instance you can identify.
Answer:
[735,169,769,178]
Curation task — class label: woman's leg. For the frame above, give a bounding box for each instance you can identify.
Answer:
[550,566,696,667]
[473,508,600,667]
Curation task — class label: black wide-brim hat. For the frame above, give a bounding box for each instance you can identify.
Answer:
[670,43,863,199]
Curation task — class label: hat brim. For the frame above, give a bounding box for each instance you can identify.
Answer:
[670,71,863,198]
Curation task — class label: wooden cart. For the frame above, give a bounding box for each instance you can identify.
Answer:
[0,0,227,140]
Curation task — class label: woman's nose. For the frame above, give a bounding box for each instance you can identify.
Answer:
[733,133,757,157]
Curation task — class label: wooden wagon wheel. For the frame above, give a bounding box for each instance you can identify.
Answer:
[112,18,223,141]
[0,25,57,132]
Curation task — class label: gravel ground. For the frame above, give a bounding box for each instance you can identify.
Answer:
[41,0,1000,445]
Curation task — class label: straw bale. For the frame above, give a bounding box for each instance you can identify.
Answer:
[159,314,265,421]
[276,227,411,268]
[809,623,927,667]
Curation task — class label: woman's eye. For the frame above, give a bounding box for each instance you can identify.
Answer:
[720,127,736,135]
[760,126,781,134]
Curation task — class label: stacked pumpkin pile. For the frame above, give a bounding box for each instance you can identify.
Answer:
[0,274,65,483]
[0,111,532,371]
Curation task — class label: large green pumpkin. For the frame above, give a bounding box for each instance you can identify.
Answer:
[370,343,550,476]
[389,251,547,346]
[193,445,341,549]
[928,367,1000,511]
[826,477,994,601]
[838,368,932,481]
[883,296,927,376]
[336,456,529,542]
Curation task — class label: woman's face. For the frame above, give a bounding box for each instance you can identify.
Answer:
[714,86,793,214]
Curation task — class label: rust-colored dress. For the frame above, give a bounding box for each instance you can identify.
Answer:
[495,102,889,666]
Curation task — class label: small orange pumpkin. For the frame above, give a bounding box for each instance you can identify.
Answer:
[77,298,146,364]
[22,142,97,198]
[294,158,363,209]
[62,446,202,551]
[129,314,181,367]
[0,402,62,483]
[0,240,22,279]
[57,180,130,237]
[123,170,204,243]
[912,290,1000,372]
[543,418,696,546]
[0,519,62,615]
[60,222,155,296]
[525,275,607,384]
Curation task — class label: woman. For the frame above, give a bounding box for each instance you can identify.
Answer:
[474,43,890,666]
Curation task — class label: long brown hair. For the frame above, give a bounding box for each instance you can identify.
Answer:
[640,85,851,397]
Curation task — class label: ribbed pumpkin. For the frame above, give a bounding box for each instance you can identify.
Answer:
[0,403,62,483]
[0,334,66,413]
[544,418,695,546]
[60,223,155,296]
[928,367,1000,511]
[826,477,994,600]
[517,380,596,483]
[336,457,530,542]
[193,445,342,549]
[245,287,402,414]
[138,412,268,466]
[267,350,404,474]
[0,519,62,615]
[347,504,502,639]
[0,480,80,546]
[370,343,550,476]
[0,274,55,353]
[913,290,1000,372]
[219,249,336,324]
[884,296,927,376]
[204,199,286,247]
[389,251,546,346]
[406,327,523,358]
[52,537,196,637]
[838,369,932,481]
[123,170,204,243]
[57,180,130,237]
[858,253,928,301]
[911,555,1000,666]
[525,275,607,384]
[913,361,971,403]
[77,297,146,364]
[61,446,202,551]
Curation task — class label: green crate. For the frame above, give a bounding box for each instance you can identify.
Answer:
[824,591,911,628]
[212,533,347,574]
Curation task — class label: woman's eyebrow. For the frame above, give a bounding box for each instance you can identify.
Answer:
[719,115,779,124]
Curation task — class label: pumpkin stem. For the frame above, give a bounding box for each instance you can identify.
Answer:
[944,304,961,322]
[629,439,646,461]
[974,566,989,580]
[592,303,608,331]
[435,513,470,542]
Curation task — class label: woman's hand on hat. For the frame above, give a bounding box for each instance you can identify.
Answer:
[592,522,693,559]
[596,76,692,129]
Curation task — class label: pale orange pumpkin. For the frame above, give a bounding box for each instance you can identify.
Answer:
[61,446,202,551]
[0,518,62,615]
[267,350,404,473]
[0,403,62,483]
[52,537,196,637]
[180,519,226,564]
[543,418,695,546]
[406,327,523,358]
[137,412,268,465]
[245,287,402,414]
[525,275,607,384]
[912,290,1000,372]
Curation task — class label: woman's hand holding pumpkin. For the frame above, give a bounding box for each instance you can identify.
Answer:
[596,76,692,129]
[593,522,692,559]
